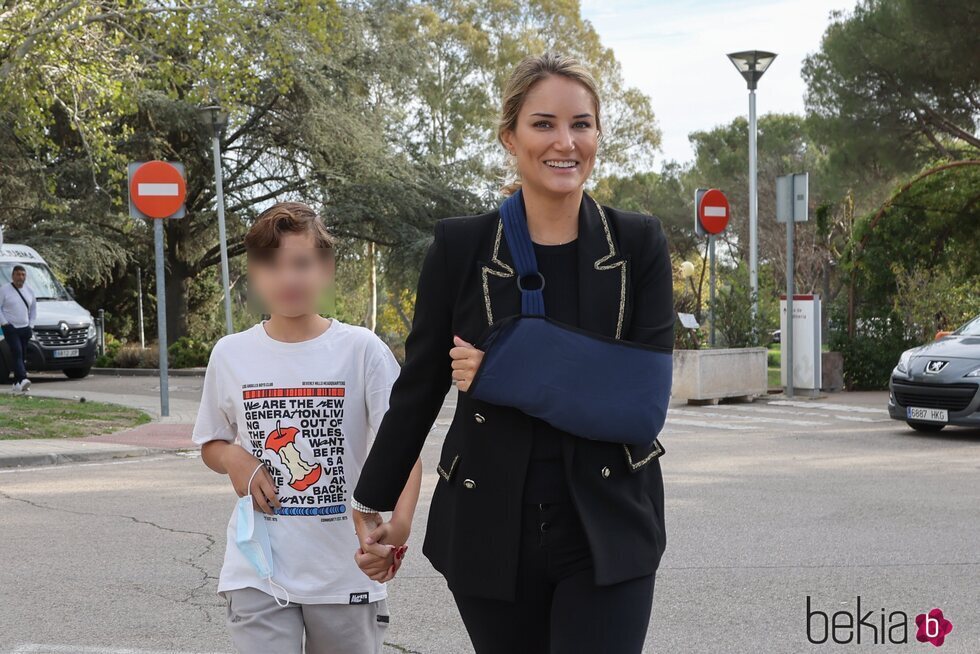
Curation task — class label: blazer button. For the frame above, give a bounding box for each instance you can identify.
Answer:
[601,466,611,478]
[463,479,477,490]
[474,413,486,424]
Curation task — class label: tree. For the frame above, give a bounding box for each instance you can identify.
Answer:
[802,0,979,182]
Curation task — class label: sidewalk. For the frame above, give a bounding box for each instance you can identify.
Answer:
[0,422,196,469]
[0,373,200,469]
[27,385,201,423]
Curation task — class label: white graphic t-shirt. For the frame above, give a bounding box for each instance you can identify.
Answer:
[192,318,401,604]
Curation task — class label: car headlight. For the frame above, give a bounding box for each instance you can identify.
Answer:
[87,323,97,339]
[895,350,914,375]
[965,366,980,378]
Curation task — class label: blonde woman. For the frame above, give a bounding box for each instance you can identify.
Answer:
[352,52,674,653]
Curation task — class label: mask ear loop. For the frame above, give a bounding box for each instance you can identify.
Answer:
[245,461,290,607]
[246,461,265,498]
[268,579,290,607]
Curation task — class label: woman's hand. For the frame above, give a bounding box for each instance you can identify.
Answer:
[354,543,407,582]
[353,509,408,582]
[450,335,484,393]
[362,515,412,549]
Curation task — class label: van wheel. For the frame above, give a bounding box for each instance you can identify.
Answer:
[63,367,91,379]
[906,421,944,432]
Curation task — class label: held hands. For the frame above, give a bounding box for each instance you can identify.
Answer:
[353,509,409,582]
[450,335,484,393]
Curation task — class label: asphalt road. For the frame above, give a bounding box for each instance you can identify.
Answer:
[1,386,978,653]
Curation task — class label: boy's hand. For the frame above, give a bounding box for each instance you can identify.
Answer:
[223,446,280,514]
[355,544,407,582]
[353,509,409,582]
[353,509,393,559]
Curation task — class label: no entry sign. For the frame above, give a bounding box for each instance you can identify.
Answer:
[697,188,730,235]
[128,161,186,219]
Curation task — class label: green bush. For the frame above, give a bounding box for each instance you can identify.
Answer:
[168,336,212,368]
[95,333,123,367]
[829,315,917,390]
[707,263,773,348]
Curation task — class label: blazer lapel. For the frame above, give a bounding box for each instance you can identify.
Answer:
[478,190,629,340]
[478,214,518,328]
[577,191,629,340]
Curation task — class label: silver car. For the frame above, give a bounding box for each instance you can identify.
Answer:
[888,314,980,431]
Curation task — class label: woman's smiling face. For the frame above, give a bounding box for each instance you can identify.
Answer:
[502,74,599,196]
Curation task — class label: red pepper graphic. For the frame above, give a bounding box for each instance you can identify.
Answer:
[264,419,322,491]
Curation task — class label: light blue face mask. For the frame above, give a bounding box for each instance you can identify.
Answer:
[235,462,290,607]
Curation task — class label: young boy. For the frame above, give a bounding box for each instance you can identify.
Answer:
[192,201,422,654]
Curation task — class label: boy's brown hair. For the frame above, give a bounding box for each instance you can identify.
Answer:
[245,201,337,262]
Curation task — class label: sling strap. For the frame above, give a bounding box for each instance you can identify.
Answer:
[499,188,546,316]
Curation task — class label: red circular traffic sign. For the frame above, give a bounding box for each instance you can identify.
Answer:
[698,188,730,234]
[129,161,186,218]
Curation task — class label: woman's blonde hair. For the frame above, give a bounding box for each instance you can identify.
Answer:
[496,51,603,196]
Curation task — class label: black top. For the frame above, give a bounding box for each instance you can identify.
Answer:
[522,237,579,504]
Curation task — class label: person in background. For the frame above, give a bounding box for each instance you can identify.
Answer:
[0,265,37,393]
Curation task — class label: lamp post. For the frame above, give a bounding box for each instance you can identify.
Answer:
[200,104,233,335]
[726,50,776,324]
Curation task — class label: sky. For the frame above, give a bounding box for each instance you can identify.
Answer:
[579,0,856,167]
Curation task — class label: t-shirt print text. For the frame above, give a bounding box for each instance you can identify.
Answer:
[242,384,349,517]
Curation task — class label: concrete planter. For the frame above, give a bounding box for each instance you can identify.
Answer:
[672,347,769,404]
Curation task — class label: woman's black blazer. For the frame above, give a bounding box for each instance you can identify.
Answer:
[353,190,675,602]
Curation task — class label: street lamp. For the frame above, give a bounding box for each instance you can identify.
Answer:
[726,50,776,323]
[200,104,234,335]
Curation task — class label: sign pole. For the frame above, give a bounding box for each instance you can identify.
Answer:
[137,266,145,349]
[786,208,794,398]
[709,234,716,347]
[777,172,809,399]
[695,187,730,349]
[211,129,234,335]
[129,159,186,419]
[154,218,170,417]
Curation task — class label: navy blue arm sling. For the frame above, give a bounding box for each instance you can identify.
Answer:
[466,188,673,448]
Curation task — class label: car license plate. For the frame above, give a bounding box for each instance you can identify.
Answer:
[53,348,79,358]
[906,406,948,422]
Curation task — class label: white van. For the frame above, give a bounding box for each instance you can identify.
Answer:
[0,243,98,379]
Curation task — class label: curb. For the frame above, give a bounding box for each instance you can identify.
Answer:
[0,444,166,469]
[92,367,205,377]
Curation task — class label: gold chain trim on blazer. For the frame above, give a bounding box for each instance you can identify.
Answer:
[481,217,514,325]
[623,439,665,470]
[436,453,460,481]
[590,198,627,340]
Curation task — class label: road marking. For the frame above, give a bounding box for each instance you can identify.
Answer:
[669,408,824,427]
[0,455,173,476]
[11,648,226,654]
[698,404,883,423]
[767,400,888,415]
[664,418,744,431]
